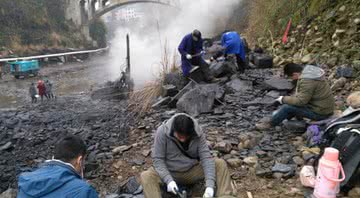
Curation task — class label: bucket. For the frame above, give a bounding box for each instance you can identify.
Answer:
[313,148,345,198]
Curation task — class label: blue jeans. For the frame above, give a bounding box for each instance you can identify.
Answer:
[271,104,331,126]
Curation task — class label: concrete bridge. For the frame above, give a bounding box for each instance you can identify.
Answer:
[65,0,179,27]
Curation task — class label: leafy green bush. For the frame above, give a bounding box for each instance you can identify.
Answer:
[89,19,107,48]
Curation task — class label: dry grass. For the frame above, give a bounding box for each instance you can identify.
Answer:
[128,41,179,117]
[244,0,328,46]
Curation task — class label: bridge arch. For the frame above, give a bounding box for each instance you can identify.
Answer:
[88,0,179,24]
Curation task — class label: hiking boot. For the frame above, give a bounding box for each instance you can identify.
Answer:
[256,117,272,130]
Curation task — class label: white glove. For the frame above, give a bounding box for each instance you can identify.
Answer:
[275,96,284,104]
[186,54,192,60]
[210,57,215,62]
[201,50,206,55]
[167,181,179,195]
[203,187,214,198]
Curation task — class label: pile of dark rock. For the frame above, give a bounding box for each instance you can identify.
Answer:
[0,95,131,194]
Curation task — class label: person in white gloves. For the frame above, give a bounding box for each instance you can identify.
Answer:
[141,113,236,198]
[178,30,214,82]
[256,63,335,130]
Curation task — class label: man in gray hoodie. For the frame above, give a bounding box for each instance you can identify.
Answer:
[256,63,335,130]
[141,113,235,198]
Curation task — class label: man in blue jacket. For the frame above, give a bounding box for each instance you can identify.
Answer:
[17,135,98,198]
[178,30,212,81]
[212,31,247,73]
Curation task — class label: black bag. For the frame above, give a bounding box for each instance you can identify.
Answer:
[321,109,360,190]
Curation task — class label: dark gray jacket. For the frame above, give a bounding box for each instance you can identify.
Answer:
[29,85,37,97]
[152,113,216,188]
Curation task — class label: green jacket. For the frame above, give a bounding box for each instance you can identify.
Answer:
[283,65,335,115]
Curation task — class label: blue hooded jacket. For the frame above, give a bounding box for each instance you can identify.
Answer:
[178,33,204,76]
[221,31,246,62]
[17,160,98,198]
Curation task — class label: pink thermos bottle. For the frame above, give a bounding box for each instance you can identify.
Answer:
[313,148,345,198]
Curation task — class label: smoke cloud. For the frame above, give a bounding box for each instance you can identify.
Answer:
[106,0,242,87]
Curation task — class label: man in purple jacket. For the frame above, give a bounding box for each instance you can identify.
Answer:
[178,30,212,81]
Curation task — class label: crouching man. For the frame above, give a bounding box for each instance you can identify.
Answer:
[141,113,235,198]
[256,64,335,130]
[17,135,98,198]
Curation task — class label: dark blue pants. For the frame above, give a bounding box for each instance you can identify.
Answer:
[271,104,331,126]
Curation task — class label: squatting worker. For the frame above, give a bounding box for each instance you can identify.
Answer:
[141,113,236,198]
[211,31,247,73]
[178,29,213,81]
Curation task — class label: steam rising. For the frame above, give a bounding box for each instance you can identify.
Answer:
[107,0,242,87]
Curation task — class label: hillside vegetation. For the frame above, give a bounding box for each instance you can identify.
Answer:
[0,0,89,56]
[242,0,360,86]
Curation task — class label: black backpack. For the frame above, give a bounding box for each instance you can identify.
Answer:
[322,110,360,190]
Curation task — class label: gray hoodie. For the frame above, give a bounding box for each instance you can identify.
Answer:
[300,65,325,80]
[152,113,216,188]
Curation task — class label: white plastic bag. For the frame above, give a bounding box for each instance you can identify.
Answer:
[300,165,316,188]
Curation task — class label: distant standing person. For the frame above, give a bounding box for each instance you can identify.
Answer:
[29,82,37,103]
[45,79,55,99]
[37,80,46,102]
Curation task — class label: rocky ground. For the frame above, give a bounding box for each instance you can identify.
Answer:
[0,54,359,198]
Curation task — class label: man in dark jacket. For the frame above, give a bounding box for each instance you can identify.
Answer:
[17,135,98,198]
[141,113,235,198]
[29,82,37,103]
[256,64,335,130]
[178,30,212,81]
[211,31,247,73]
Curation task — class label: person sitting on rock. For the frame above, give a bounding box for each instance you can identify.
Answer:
[141,113,236,198]
[29,82,37,103]
[17,135,98,198]
[178,30,213,81]
[211,31,247,73]
[256,63,335,130]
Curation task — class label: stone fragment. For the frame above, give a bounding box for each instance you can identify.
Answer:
[301,54,312,64]
[142,149,151,157]
[168,81,196,108]
[355,18,360,25]
[243,156,258,167]
[152,97,171,109]
[0,188,16,198]
[339,5,346,12]
[347,91,360,109]
[226,78,253,93]
[264,78,294,91]
[226,158,243,168]
[348,187,360,197]
[331,77,347,91]
[214,142,232,154]
[209,60,237,77]
[253,53,273,68]
[293,156,304,166]
[283,120,307,133]
[112,145,132,155]
[272,163,295,173]
[161,84,178,97]
[0,142,12,151]
[315,37,323,43]
[177,84,221,116]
